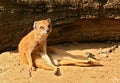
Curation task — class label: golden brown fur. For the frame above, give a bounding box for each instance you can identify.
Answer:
[18,18,101,71]
[18,18,56,70]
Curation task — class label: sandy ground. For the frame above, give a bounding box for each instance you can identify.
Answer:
[0,43,120,83]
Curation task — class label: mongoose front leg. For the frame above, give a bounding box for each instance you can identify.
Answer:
[26,47,35,71]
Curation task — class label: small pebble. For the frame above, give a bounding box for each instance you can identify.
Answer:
[54,67,61,76]
[100,53,108,58]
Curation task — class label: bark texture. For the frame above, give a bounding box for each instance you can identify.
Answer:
[0,0,120,52]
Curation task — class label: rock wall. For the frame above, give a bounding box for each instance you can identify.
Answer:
[0,0,120,52]
[50,19,120,44]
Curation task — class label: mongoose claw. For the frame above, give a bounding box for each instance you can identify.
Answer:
[29,66,36,71]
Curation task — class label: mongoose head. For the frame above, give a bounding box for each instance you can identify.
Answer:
[33,18,52,36]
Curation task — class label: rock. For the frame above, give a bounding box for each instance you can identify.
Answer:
[1,0,120,52]
[99,53,108,58]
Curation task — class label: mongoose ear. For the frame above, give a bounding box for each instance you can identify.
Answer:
[33,21,38,29]
[47,18,51,23]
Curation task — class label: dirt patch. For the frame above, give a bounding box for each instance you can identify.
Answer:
[0,43,120,83]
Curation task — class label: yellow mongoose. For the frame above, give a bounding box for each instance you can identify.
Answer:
[18,18,56,70]
[18,18,100,71]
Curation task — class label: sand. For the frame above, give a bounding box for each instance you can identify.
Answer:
[0,43,120,83]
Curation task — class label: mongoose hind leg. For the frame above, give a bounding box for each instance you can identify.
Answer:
[34,56,56,71]
[58,58,101,67]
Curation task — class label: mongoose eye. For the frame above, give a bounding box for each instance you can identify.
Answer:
[40,26,44,29]
[48,24,50,28]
